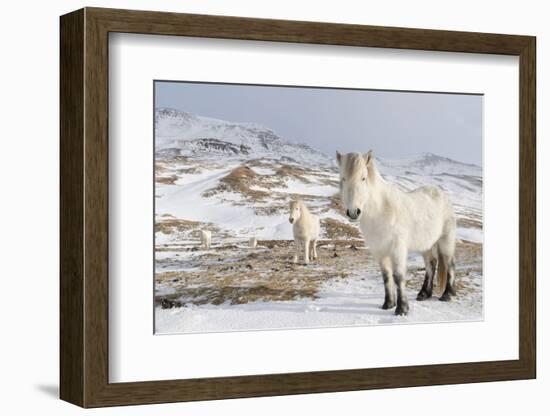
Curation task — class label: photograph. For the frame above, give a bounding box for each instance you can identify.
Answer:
[153,81,484,334]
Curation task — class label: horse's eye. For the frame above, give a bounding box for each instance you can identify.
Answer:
[362,177,366,182]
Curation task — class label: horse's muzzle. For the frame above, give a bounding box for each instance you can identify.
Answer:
[346,208,361,220]
[289,218,294,224]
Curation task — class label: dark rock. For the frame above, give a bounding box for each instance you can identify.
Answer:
[160,298,182,309]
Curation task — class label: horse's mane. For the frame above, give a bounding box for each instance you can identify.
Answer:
[344,153,366,178]
[290,199,309,213]
[344,153,381,180]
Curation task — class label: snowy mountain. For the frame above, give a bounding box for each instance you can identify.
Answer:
[154,108,482,245]
[155,107,331,165]
[376,152,481,176]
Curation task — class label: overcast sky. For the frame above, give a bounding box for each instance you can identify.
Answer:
[155,81,483,165]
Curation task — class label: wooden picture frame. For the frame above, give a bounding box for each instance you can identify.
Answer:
[60,7,536,408]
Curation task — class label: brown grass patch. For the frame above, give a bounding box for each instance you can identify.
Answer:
[457,217,483,229]
[202,165,272,201]
[177,166,201,175]
[253,205,286,215]
[155,242,371,306]
[275,164,310,182]
[155,163,168,175]
[222,165,256,184]
[156,175,178,185]
[321,218,361,239]
[155,218,217,235]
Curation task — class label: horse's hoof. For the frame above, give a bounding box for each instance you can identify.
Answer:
[382,300,396,310]
[439,292,453,302]
[416,290,432,301]
[395,303,409,316]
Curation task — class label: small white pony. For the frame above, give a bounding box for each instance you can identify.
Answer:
[337,150,457,315]
[200,230,212,249]
[289,200,320,264]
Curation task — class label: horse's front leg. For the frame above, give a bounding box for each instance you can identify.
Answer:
[392,246,410,316]
[293,238,300,263]
[303,238,310,265]
[379,257,396,309]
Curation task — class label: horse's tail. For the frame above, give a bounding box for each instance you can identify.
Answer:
[436,245,448,295]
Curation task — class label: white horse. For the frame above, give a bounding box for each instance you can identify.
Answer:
[200,230,211,249]
[288,200,320,264]
[249,236,258,248]
[336,150,457,315]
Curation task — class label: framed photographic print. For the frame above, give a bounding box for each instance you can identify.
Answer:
[60,7,536,408]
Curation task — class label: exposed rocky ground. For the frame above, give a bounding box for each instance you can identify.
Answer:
[155,239,481,308]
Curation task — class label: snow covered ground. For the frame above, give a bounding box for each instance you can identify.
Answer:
[156,286,482,334]
[154,108,484,334]
[154,241,482,333]
[156,273,482,334]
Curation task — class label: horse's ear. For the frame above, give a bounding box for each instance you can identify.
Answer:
[364,150,373,166]
[336,151,342,167]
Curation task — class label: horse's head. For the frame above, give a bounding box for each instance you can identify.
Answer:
[336,150,374,222]
[288,200,303,224]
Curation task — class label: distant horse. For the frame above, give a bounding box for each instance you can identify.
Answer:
[336,150,457,315]
[200,230,212,249]
[288,200,320,264]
